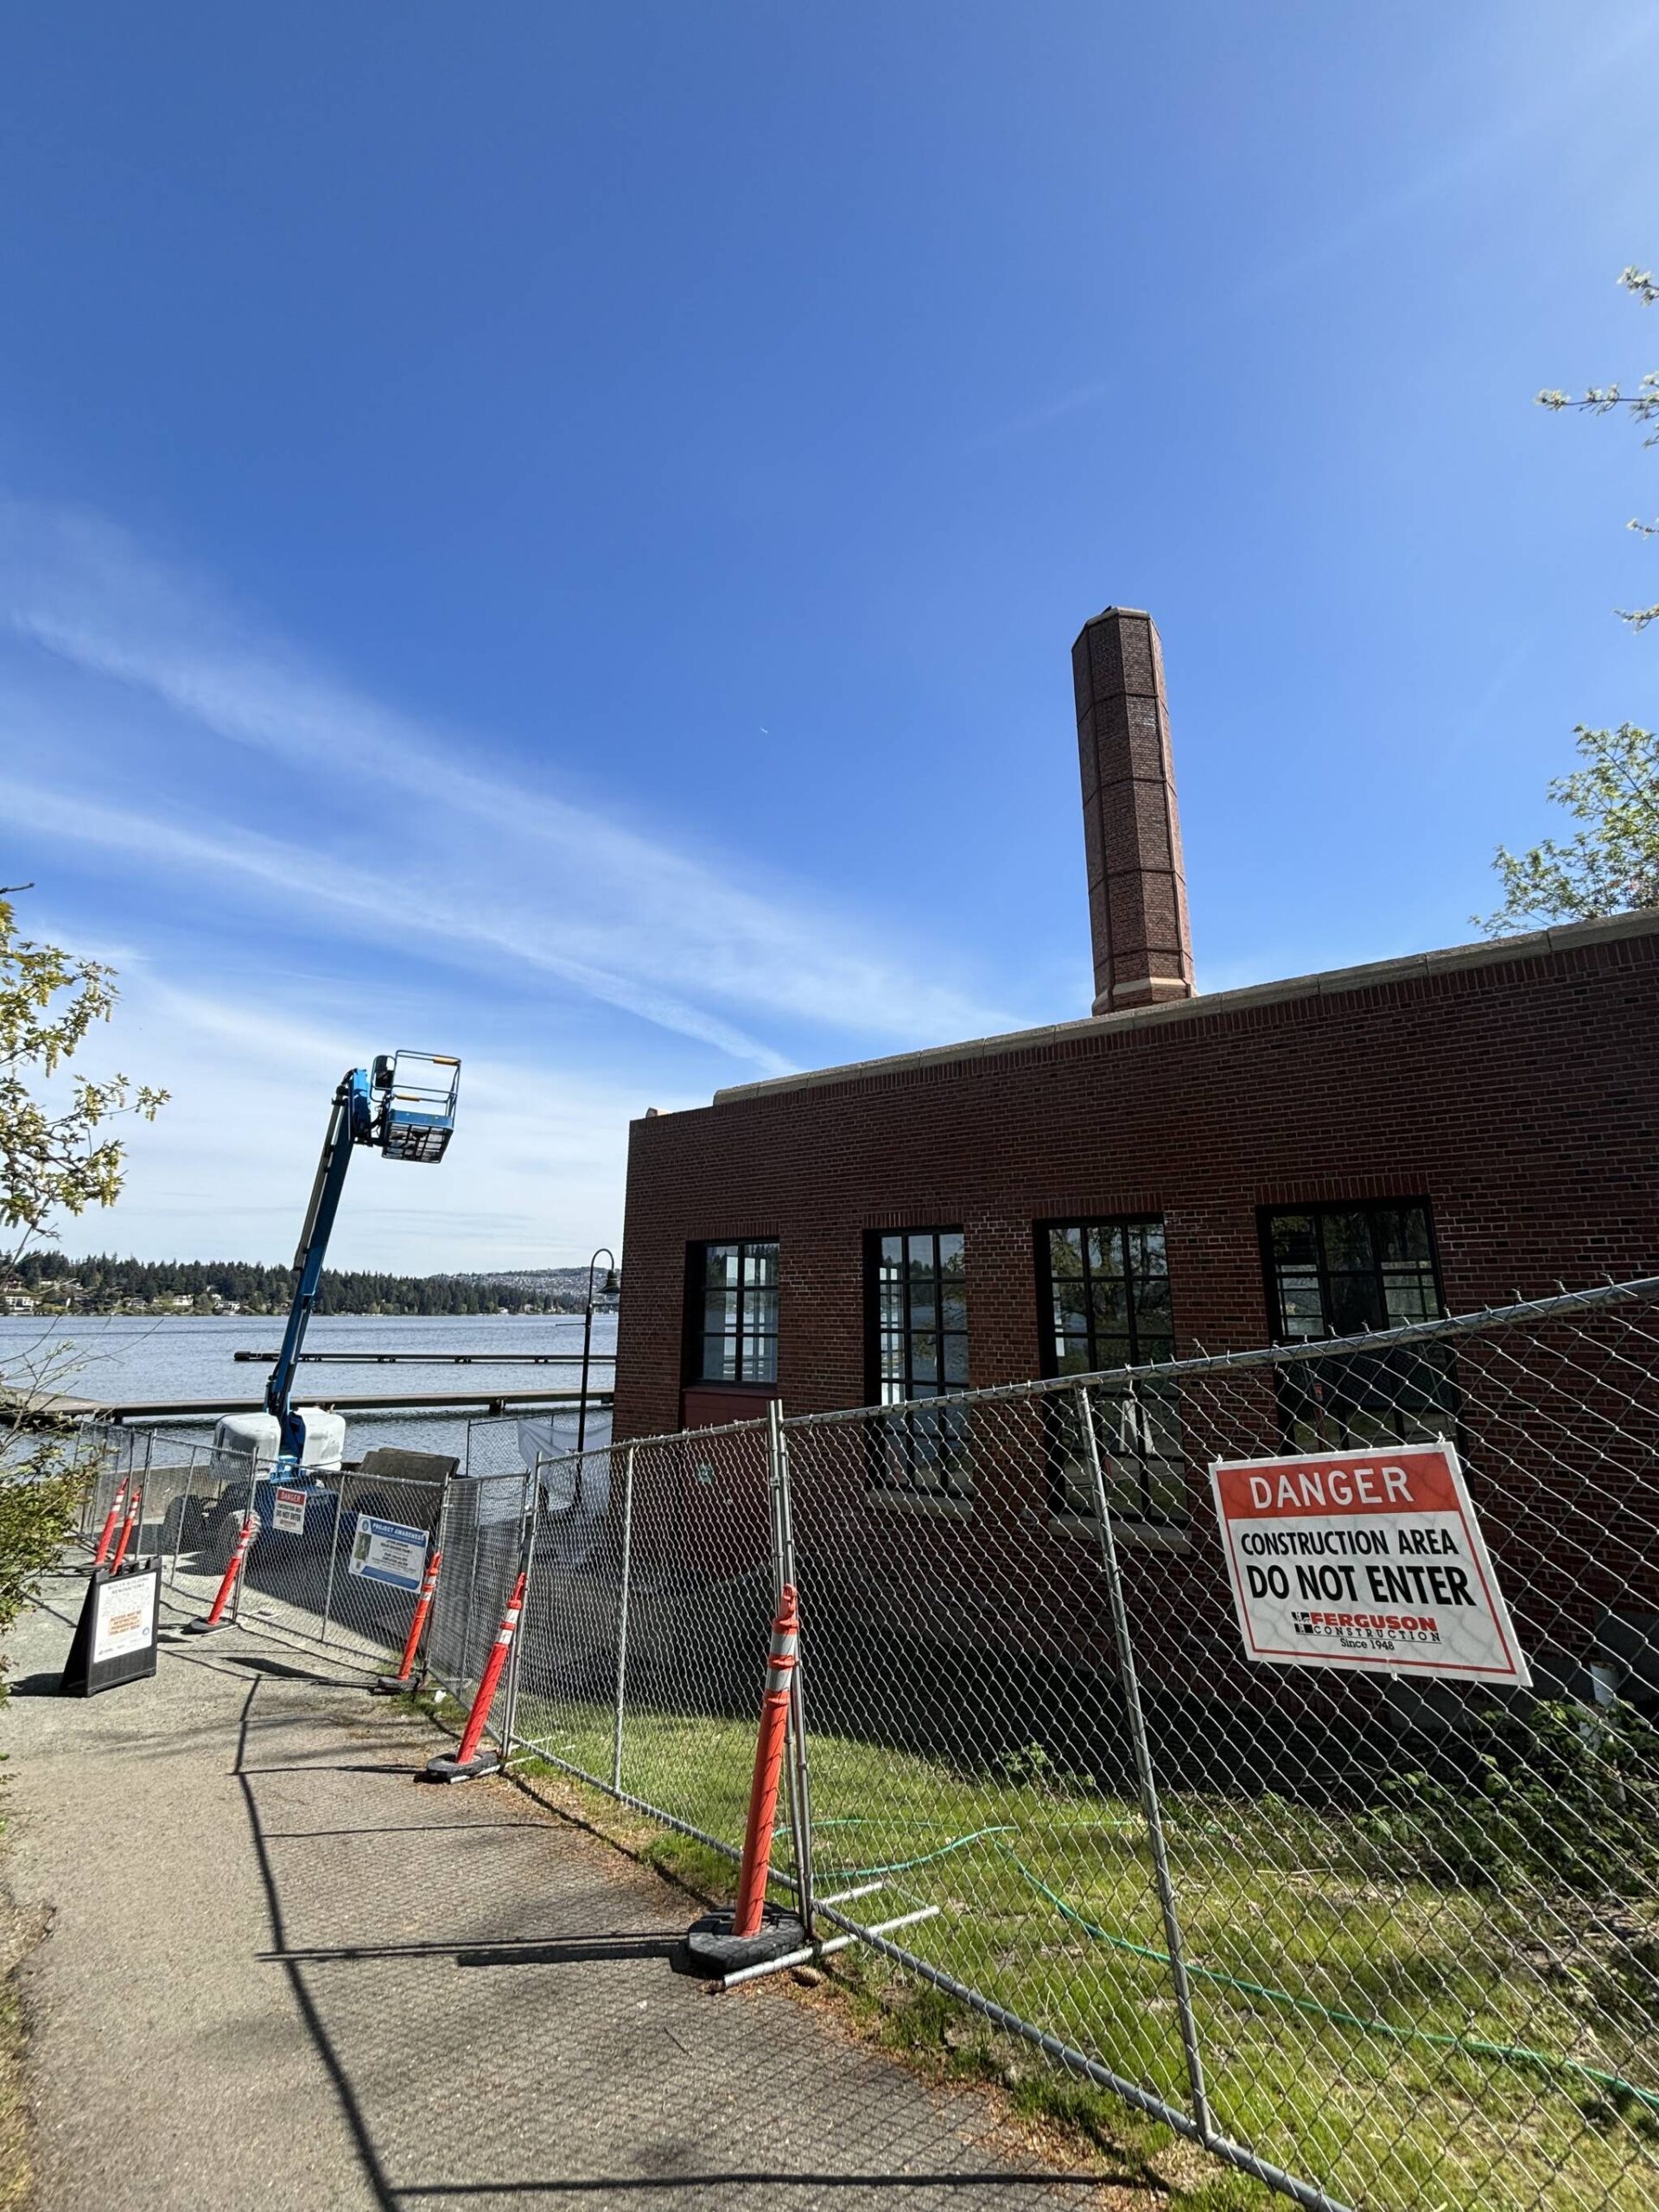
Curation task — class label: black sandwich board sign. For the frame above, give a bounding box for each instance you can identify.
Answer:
[60,1565,161,1698]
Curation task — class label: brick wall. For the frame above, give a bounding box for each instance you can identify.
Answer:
[613,919,1659,1444]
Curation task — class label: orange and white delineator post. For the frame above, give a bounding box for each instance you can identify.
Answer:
[108,1482,143,1575]
[89,1478,129,1570]
[422,1568,524,1781]
[732,1584,799,1938]
[183,1511,257,1635]
[372,1546,442,1695]
[682,1582,810,1976]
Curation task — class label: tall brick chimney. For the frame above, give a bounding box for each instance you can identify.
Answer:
[1071,606,1195,1014]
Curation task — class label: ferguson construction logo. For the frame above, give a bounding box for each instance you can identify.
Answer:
[1209,1441,1530,1686]
[1289,1607,1441,1649]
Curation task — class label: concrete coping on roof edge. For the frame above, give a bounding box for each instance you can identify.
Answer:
[709,907,1659,1110]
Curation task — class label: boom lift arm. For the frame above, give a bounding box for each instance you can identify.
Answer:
[265,1052,461,1465]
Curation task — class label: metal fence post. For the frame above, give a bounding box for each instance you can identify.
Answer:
[168,1448,198,1589]
[1077,1378,1214,2147]
[319,1471,346,1644]
[76,1427,103,1539]
[767,1398,817,1936]
[457,1488,482,1694]
[232,1495,250,1626]
[500,1471,537,1756]
[417,1468,454,1689]
[612,1446,635,1792]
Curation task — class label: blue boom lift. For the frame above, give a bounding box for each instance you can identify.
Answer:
[266,1051,461,1468]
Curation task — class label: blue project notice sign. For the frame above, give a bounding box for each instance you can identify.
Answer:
[346,1516,429,1592]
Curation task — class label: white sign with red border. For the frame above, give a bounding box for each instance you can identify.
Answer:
[271,1486,308,1536]
[1210,1440,1530,1686]
[92,1573,157,1665]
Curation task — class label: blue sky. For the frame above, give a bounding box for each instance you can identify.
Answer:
[3,2,1655,1268]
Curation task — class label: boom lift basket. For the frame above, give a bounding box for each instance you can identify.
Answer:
[378,1052,461,1163]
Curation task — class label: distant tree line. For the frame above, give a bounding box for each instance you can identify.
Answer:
[9,1252,582,1316]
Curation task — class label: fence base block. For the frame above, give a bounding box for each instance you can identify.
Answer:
[682,1906,807,1980]
[420,1748,500,1783]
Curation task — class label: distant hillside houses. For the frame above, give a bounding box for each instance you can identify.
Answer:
[3,1254,591,1318]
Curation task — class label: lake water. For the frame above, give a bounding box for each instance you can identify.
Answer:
[0,1310,617,1468]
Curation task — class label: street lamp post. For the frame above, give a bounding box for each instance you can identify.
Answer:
[577,1248,617,1455]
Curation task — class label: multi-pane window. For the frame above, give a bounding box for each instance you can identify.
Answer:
[1039,1220,1184,1522]
[868,1230,969,1497]
[1262,1202,1454,1450]
[690,1240,779,1384]
[1044,1220,1173,1373]
[1266,1203,1442,1341]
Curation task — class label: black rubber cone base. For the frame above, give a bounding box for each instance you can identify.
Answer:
[181,1618,229,1637]
[682,1906,807,1979]
[420,1749,501,1783]
[371,1675,415,1696]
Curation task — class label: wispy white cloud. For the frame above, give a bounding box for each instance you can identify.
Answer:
[1231,13,1659,308]
[51,970,650,1268]
[0,499,1011,1062]
[0,776,798,1073]
[971,381,1109,449]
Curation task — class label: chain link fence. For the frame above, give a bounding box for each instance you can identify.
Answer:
[72,1423,260,1591]
[507,1417,787,1872]
[70,1428,452,1669]
[58,1282,1659,2207]
[499,1279,1658,2212]
[423,1433,531,1714]
[229,1465,450,1669]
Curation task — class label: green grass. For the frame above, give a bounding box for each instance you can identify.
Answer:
[511,1687,1659,2212]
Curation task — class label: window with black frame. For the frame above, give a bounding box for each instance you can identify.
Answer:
[1262,1202,1456,1449]
[868,1230,970,1497]
[1039,1219,1185,1522]
[689,1239,779,1385]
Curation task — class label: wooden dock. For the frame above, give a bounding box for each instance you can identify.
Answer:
[26,1387,615,1425]
[230,1348,613,1366]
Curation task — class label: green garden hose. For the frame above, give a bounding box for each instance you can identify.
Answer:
[816,1824,1017,1880]
[1004,1848,1659,2120]
[791,1813,1657,2120]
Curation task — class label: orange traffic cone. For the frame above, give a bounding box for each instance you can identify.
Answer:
[683,1586,808,1976]
[108,1483,143,1574]
[183,1512,257,1636]
[421,1570,524,1782]
[372,1547,442,1694]
[89,1478,128,1571]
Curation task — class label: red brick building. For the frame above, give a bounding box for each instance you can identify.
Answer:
[613,607,1659,1452]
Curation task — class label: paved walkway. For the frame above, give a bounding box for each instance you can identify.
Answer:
[2,1572,1141,2209]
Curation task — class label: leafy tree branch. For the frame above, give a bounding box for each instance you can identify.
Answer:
[1536,266,1658,630]
[0,890,167,1265]
[0,888,168,1672]
[1478,722,1658,934]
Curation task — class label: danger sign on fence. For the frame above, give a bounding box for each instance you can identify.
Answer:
[271,1486,308,1535]
[1210,1440,1530,1686]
